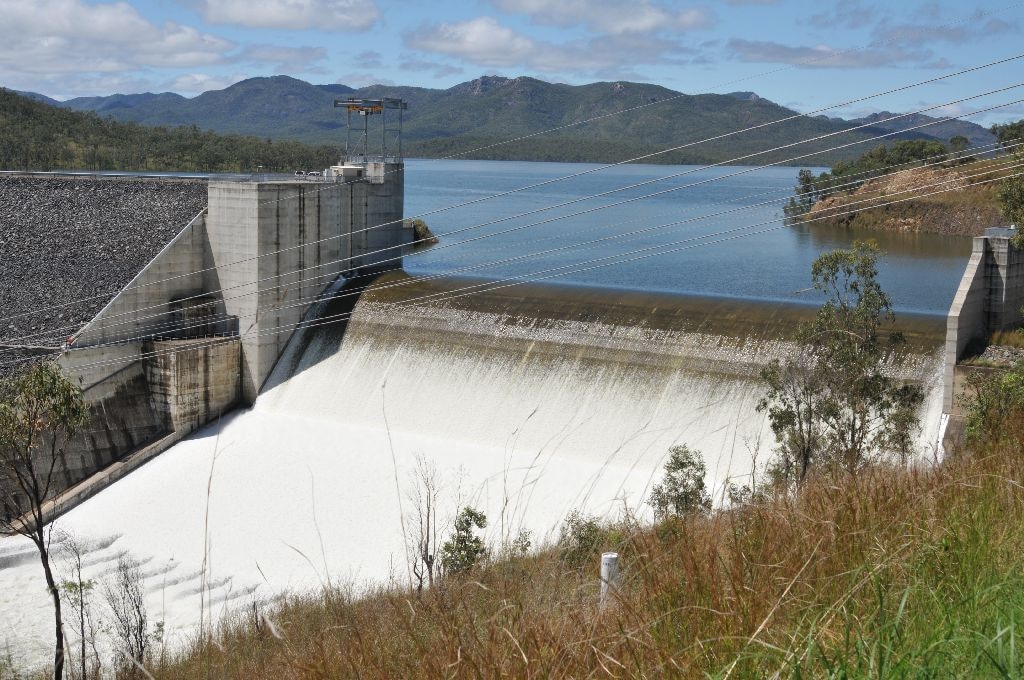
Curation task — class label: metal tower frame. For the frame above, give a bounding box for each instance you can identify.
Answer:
[334,97,408,163]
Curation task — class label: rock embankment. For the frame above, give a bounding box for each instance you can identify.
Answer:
[971,344,1024,367]
[0,175,207,352]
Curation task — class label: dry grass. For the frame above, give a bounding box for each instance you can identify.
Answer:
[990,329,1024,349]
[804,157,1013,236]
[144,442,1024,679]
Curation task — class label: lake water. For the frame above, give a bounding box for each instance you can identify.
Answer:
[402,159,973,315]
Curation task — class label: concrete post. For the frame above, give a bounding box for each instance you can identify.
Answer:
[600,552,620,608]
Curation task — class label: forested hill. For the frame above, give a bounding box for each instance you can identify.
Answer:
[0,88,338,172]
[49,74,996,166]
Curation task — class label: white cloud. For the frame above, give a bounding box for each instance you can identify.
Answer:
[727,39,935,69]
[47,74,158,100]
[873,17,1017,48]
[0,0,232,75]
[336,72,395,88]
[406,16,692,76]
[492,0,714,34]
[408,17,534,67]
[163,72,247,94]
[398,57,465,79]
[355,50,384,68]
[808,2,876,30]
[193,0,378,31]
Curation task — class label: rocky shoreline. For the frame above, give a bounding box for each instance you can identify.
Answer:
[0,175,207,351]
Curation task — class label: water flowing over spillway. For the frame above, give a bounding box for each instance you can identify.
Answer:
[0,274,947,668]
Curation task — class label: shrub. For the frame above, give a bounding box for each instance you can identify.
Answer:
[440,507,488,575]
[558,510,604,570]
[649,445,712,519]
[964,360,1024,449]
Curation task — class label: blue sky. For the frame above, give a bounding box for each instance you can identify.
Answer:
[2,0,1023,124]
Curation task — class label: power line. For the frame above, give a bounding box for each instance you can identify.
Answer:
[22,167,1021,376]
[7,105,1021,352]
[26,138,1018,352]
[3,51,1022,328]
[22,94,1018,349]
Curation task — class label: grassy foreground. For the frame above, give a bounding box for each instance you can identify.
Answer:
[142,442,1024,679]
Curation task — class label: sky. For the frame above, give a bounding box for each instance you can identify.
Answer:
[2,0,1023,124]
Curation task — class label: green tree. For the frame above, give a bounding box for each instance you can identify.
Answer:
[787,141,951,217]
[558,510,603,570]
[758,242,923,485]
[950,135,969,158]
[963,360,1024,450]
[0,88,338,172]
[757,355,824,484]
[991,119,1024,149]
[0,362,88,680]
[59,533,101,680]
[648,445,712,519]
[999,150,1024,230]
[440,507,488,574]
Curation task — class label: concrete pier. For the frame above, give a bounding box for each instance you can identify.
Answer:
[206,168,405,401]
[944,228,1024,412]
[31,162,410,511]
[942,227,1024,447]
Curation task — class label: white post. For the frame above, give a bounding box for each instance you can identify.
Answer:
[600,552,619,609]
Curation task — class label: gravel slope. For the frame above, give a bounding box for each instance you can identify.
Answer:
[0,175,207,350]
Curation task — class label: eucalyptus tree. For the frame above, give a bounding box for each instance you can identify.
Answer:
[758,241,923,485]
[0,362,88,680]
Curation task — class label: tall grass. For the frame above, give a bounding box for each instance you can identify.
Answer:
[147,441,1024,679]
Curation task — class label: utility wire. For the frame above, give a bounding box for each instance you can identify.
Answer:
[3,51,1022,327]
[10,83,1022,352]
[20,167,1021,376]
[20,137,1016,352]
[74,156,1024,349]
[6,104,1021,351]
[16,94,1018,348]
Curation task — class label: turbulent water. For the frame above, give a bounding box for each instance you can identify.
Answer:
[0,274,947,669]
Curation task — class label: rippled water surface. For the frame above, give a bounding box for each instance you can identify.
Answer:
[404,159,973,314]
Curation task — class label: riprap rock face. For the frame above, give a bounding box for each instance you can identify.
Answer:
[0,175,206,349]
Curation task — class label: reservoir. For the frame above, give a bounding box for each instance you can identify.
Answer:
[404,159,973,314]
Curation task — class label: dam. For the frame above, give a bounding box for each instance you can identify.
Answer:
[0,151,995,668]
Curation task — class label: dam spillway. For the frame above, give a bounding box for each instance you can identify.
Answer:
[263,272,948,487]
[0,274,948,668]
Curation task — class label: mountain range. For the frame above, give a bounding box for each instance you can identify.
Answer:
[15,75,999,166]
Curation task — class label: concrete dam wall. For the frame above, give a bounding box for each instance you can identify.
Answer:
[1,167,410,515]
[262,273,949,492]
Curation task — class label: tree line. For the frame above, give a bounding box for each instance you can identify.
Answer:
[0,89,338,173]
[784,139,953,217]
